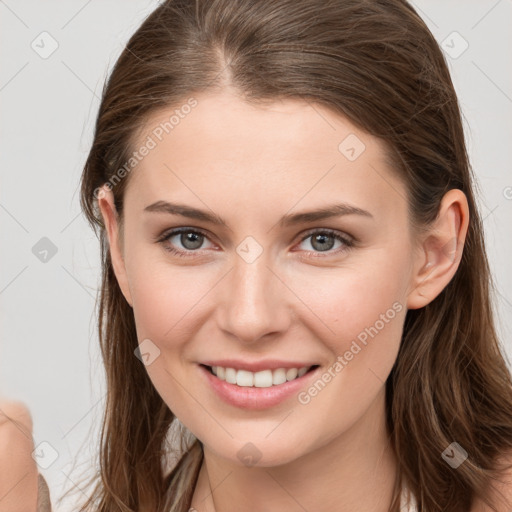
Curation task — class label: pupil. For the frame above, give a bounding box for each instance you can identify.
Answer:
[312,234,334,251]
[182,232,202,249]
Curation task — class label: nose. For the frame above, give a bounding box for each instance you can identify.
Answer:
[215,253,291,345]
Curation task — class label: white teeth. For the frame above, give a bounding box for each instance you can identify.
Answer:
[225,367,237,384]
[297,367,308,377]
[210,365,312,387]
[286,368,298,381]
[272,368,287,385]
[236,370,254,387]
[254,370,273,388]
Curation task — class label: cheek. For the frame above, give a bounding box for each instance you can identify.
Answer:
[287,250,409,371]
[284,257,407,443]
[125,244,210,338]
[124,252,216,415]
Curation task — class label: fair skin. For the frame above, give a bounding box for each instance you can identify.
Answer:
[98,89,478,511]
[0,400,39,512]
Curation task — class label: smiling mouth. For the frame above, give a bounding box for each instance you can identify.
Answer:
[201,364,320,388]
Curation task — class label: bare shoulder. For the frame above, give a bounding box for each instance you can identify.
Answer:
[470,450,512,512]
[0,399,39,512]
[0,399,33,430]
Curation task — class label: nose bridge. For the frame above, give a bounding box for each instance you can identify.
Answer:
[216,246,289,343]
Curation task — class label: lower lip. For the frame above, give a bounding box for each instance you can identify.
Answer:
[198,364,319,410]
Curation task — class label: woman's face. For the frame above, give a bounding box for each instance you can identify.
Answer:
[101,90,427,466]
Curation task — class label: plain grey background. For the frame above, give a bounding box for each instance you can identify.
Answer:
[1,1,511,510]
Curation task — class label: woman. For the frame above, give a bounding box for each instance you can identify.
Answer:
[74,0,512,511]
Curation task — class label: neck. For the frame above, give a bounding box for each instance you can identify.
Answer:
[190,387,398,512]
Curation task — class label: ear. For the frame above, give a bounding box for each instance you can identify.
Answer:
[407,189,469,310]
[96,184,134,308]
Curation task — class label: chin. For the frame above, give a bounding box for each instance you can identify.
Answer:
[202,435,310,469]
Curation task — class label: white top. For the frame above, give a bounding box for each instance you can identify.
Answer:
[400,483,418,511]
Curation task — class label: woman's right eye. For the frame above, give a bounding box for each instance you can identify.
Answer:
[157,228,215,258]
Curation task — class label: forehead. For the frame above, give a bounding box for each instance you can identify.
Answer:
[125,91,406,221]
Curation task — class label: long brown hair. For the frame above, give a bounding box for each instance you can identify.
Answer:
[78,0,512,510]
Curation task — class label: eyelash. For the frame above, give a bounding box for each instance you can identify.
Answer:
[155,227,355,259]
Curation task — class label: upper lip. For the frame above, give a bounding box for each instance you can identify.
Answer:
[200,359,319,372]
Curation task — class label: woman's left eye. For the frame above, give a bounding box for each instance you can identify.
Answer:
[156,228,354,258]
[296,229,354,256]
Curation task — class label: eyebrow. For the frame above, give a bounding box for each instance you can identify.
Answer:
[144,200,373,228]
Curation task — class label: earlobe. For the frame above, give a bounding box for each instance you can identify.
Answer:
[407,189,469,310]
[96,184,134,308]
